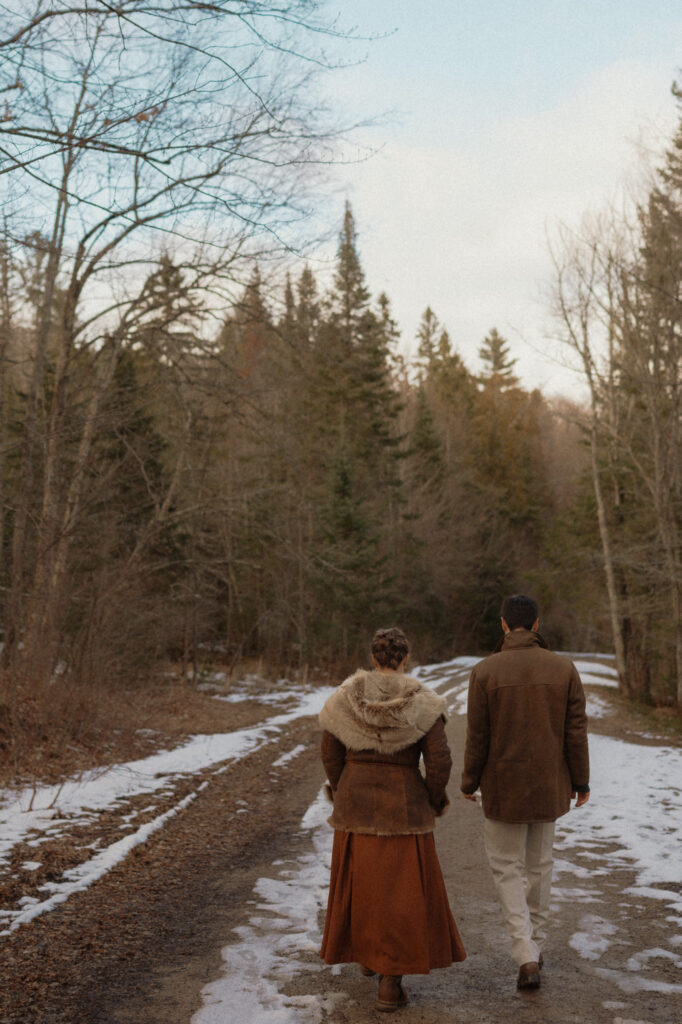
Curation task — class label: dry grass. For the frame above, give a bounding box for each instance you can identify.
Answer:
[0,659,305,789]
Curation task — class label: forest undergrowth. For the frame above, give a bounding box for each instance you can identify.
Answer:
[0,659,307,788]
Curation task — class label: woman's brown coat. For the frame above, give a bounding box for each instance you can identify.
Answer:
[319,669,452,836]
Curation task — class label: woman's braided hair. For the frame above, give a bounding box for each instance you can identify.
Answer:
[370,627,409,670]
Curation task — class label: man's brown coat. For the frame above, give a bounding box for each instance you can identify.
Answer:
[460,630,589,823]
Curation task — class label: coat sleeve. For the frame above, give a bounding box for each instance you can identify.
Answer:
[421,716,452,815]
[564,665,590,790]
[460,667,490,794]
[320,729,347,793]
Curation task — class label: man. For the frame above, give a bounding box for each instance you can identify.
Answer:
[460,593,590,991]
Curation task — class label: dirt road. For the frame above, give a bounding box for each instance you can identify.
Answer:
[115,694,681,1024]
[1,669,680,1024]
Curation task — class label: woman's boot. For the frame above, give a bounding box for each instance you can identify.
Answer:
[376,974,407,1012]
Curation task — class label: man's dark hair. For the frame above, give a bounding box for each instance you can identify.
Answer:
[501,594,538,631]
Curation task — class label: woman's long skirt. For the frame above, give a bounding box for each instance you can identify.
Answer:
[320,830,466,975]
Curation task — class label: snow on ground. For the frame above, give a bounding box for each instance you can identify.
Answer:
[3,649,680,1009]
[0,684,334,936]
[192,788,335,1024]
[272,745,308,770]
[212,675,311,706]
[574,663,620,688]
[192,652,682,1016]
[556,735,682,902]
[569,913,618,959]
[412,656,473,716]
[413,655,481,677]
[5,788,204,934]
[586,693,614,719]
[555,726,682,995]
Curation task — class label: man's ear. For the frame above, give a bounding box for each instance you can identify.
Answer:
[501,617,510,634]
[532,618,539,631]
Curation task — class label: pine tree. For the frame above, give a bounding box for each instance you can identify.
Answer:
[333,202,371,352]
[294,206,409,659]
[478,328,519,389]
[296,265,320,350]
[410,385,443,489]
[416,307,441,370]
[281,272,297,341]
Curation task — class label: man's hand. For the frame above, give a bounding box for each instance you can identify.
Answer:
[461,791,477,802]
[572,790,590,807]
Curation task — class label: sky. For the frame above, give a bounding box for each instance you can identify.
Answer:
[313,1,682,399]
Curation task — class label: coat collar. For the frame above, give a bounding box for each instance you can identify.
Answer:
[319,668,447,754]
[501,629,548,651]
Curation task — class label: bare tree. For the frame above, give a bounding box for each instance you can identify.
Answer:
[615,190,682,706]
[551,199,682,706]
[0,1,357,693]
[549,217,629,691]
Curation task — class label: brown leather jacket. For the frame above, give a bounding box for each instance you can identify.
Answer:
[461,629,589,823]
[321,716,452,836]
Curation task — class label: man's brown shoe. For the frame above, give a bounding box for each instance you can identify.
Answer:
[376,974,408,1012]
[517,962,541,990]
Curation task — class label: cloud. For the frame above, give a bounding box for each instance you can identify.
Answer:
[336,59,678,399]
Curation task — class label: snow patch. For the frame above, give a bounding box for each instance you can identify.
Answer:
[587,693,613,719]
[553,857,607,880]
[625,947,682,972]
[0,687,334,864]
[595,966,682,994]
[555,735,682,913]
[440,683,469,717]
[410,657,477,716]
[569,913,617,960]
[612,1018,655,1024]
[192,788,335,1024]
[0,685,334,935]
[2,789,201,935]
[552,885,602,905]
[215,688,303,706]
[572,659,619,686]
[272,745,307,769]
[412,656,479,678]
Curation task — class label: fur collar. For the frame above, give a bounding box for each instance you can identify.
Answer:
[319,668,447,754]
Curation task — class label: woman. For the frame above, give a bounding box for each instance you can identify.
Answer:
[319,627,466,1013]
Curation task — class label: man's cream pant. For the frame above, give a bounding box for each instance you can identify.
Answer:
[483,818,555,967]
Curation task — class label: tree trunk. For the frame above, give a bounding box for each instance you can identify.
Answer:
[4,186,70,683]
[587,401,628,688]
[21,339,120,685]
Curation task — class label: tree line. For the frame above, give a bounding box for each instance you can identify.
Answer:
[0,197,607,698]
[552,81,682,708]
[1,3,681,753]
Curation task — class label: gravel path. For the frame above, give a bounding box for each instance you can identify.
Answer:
[1,674,680,1024]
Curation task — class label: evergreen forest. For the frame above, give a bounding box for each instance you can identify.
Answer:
[1,2,682,763]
